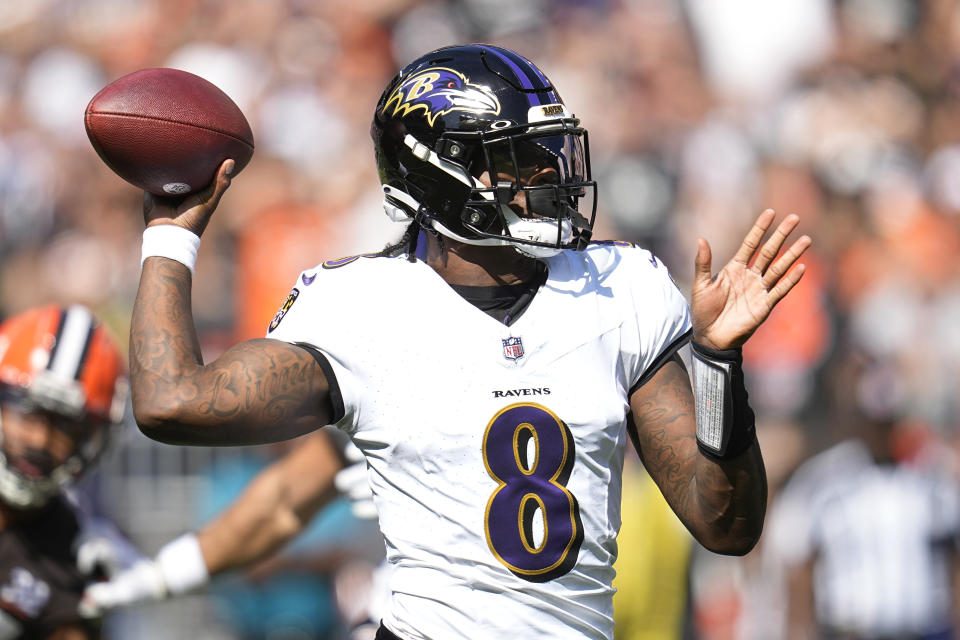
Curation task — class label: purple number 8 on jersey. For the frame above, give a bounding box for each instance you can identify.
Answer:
[482,403,584,582]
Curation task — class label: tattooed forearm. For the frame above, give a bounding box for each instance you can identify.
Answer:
[630,354,766,555]
[131,258,330,446]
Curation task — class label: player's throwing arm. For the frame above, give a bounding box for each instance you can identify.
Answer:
[128,161,333,446]
[84,69,332,446]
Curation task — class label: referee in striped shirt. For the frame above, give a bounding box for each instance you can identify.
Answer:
[767,357,960,640]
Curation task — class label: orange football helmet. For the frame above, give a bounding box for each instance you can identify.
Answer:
[0,305,128,508]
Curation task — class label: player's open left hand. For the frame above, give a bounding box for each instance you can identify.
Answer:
[691,209,811,351]
[143,158,235,237]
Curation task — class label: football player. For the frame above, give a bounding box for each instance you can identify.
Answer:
[0,304,129,639]
[128,44,810,639]
[78,429,385,639]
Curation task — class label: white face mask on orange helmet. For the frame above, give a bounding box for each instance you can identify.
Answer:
[0,305,127,508]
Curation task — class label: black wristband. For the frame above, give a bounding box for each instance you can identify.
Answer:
[690,341,757,460]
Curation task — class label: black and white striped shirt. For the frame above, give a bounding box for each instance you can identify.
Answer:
[768,440,960,636]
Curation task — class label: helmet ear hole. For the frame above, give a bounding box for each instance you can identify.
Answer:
[437,139,471,164]
[461,207,486,228]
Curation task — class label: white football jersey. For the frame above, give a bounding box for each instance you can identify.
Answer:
[267,242,691,640]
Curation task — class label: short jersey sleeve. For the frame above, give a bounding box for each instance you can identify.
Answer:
[263,263,375,434]
[610,245,692,395]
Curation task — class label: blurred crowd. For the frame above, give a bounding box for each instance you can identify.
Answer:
[2,0,960,638]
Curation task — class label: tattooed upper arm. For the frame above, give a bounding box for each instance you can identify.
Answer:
[628,354,699,526]
[132,337,332,446]
[131,259,333,446]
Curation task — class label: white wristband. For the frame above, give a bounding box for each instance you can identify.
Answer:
[155,533,210,595]
[141,225,201,275]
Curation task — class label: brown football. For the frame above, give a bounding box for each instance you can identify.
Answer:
[84,68,254,196]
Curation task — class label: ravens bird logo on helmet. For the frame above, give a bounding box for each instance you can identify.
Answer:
[383,67,501,128]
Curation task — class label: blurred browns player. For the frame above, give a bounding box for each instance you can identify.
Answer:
[80,430,386,639]
[128,44,811,639]
[0,305,130,639]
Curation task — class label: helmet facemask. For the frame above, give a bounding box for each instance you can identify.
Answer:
[380,118,596,257]
[0,398,93,509]
[461,119,596,257]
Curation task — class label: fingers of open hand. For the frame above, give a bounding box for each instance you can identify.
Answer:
[730,210,811,309]
[761,230,811,286]
[751,213,800,274]
[767,259,807,305]
[693,238,714,284]
[732,209,776,265]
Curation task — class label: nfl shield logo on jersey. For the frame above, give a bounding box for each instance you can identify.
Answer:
[502,336,524,361]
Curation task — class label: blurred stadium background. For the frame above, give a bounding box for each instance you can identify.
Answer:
[2,0,959,638]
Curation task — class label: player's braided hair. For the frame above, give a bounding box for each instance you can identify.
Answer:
[378,222,418,261]
[378,221,443,261]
